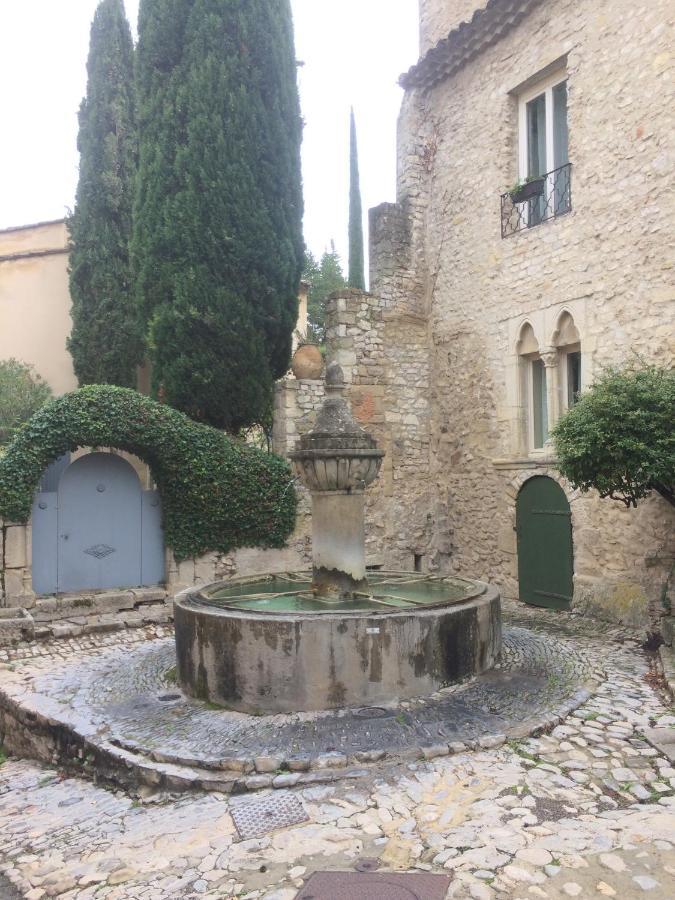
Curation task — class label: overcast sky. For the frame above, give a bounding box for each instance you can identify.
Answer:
[0,0,419,269]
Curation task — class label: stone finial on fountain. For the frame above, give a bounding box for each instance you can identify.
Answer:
[289,362,384,599]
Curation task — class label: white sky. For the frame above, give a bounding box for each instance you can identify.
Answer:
[0,0,419,268]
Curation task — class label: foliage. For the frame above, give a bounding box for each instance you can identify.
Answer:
[67,0,142,388]
[348,108,365,290]
[0,360,52,446]
[0,386,297,560]
[553,363,675,508]
[133,0,304,432]
[302,245,347,343]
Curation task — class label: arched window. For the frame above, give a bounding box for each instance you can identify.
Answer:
[553,311,581,411]
[517,323,548,450]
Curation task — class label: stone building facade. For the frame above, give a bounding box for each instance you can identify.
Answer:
[362,0,674,627]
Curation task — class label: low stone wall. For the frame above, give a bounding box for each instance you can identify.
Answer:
[0,516,313,645]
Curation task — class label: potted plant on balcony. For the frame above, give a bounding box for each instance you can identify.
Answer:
[508,175,545,204]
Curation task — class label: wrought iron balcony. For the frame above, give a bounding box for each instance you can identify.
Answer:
[500,163,572,238]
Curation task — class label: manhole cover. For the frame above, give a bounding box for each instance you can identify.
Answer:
[297,872,451,899]
[354,858,380,873]
[157,693,181,702]
[352,707,391,719]
[231,793,309,840]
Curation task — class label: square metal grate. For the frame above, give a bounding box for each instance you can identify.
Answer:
[230,792,309,840]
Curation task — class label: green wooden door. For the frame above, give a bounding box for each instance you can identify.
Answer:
[516,476,573,610]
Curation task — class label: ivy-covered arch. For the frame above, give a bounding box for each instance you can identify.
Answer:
[0,386,297,560]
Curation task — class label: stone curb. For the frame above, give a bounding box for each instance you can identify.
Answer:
[0,656,605,796]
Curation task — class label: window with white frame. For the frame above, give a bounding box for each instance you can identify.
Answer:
[530,357,549,447]
[517,323,549,451]
[554,311,582,412]
[517,70,571,223]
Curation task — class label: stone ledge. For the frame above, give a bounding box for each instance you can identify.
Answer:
[0,608,34,647]
[0,591,173,647]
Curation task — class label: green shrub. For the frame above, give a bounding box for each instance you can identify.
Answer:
[0,359,52,446]
[0,385,297,560]
[553,363,674,508]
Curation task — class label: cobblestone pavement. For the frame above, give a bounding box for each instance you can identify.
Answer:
[1,603,674,899]
[1,623,601,780]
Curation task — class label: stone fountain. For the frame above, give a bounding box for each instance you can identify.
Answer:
[174,363,501,713]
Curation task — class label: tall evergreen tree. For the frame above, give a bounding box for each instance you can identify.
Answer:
[133,0,304,432]
[302,244,347,343]
[348,107,365,290]
[67,0,141,387]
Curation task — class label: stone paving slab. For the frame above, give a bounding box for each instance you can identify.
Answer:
[642,727,675,764]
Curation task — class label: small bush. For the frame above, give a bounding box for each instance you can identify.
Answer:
[553,363,674,508]
[0,359,52,445]
[0,385,297,560]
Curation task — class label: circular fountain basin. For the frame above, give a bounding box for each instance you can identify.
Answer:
[174,572,501,713]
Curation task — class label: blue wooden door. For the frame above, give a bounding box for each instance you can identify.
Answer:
[32,452,165,594]
[58,453,143,592]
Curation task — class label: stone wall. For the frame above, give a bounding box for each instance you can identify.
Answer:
[319,290,433,569]
[419,0,490,54]
[374,0,675,629]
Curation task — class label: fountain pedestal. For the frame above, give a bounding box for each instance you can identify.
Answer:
[311,491,367,595]
[289,363,383,598]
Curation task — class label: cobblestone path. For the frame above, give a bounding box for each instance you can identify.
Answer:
[1,604,674,899]
[3,624,600,777]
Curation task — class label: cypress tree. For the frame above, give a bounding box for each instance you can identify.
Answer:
[67,0,141,387]
[302,244,347,343]
[133,0,304,432]
[348,107,365,290]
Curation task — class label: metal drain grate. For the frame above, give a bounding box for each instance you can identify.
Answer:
[296,872,451,899]
[231,792,309,840]
[352,707,392,719]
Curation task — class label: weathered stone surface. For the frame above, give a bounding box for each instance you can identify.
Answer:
[367,0,675,630]
[1,604,675,900]
[174,580,501,713]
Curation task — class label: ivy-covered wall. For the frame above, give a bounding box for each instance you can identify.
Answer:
[0,386,297,561]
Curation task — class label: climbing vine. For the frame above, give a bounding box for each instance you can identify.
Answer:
[0,386,297,560]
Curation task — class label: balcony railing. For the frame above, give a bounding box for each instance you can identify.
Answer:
[500,163,572,238]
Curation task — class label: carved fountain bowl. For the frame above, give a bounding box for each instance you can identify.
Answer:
[174,571,502,714]
[289,448,384,492]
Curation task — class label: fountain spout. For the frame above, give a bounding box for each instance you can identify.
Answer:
[289,363,384,599]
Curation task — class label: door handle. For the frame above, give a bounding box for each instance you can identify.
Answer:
[60,534,69,540]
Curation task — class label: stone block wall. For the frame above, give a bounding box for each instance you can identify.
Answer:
[1,520,33,606]
[322,290,434,570]
[419,0,490,54]
[272,376,325,458]
[373,0,675,629]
